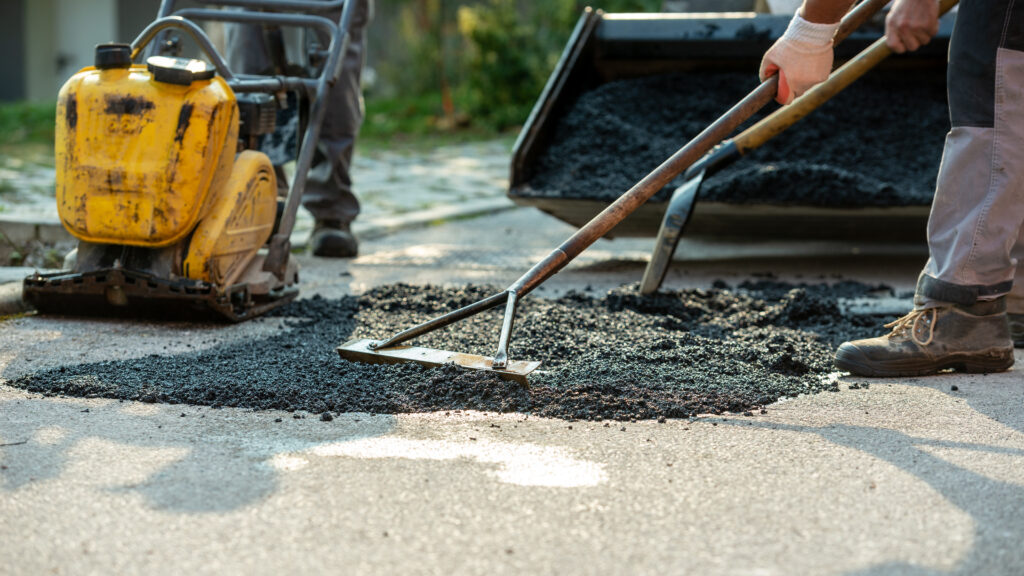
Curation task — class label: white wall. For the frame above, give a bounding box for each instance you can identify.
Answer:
[24,0,55,101]
[55,0,117,82]
[23,0,117,100]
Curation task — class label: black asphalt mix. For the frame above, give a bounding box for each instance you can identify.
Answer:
[9,281,896,421]
[517,70,948,207]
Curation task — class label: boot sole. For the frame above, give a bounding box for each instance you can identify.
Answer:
[835,346,1015,378]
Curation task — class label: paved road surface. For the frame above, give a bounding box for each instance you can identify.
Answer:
[3,209,1023,575]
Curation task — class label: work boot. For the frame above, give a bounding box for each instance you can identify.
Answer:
[310,220,358,258]
[1010,313,1024,349]
[834,299,1015,377]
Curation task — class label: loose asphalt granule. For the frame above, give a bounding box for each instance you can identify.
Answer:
[9,282,894,421]
[517,70,949,207]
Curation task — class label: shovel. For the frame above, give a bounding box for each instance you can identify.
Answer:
[640,0,957,294]
[338,0,950,383]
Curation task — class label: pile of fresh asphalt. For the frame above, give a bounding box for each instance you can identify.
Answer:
[9,281,896,421]
[519,70,949,207]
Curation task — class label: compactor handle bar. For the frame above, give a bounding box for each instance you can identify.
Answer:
[160,0,345,13]
[131,17,237,80]
[131,11,340,93]
[131,0,355,278]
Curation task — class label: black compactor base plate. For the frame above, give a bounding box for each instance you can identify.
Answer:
[23,268,297,323]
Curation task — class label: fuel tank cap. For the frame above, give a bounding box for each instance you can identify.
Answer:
[95,43,132,70]
[146,56,216,86]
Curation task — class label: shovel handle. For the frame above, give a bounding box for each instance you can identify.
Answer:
[508,0,894,296]
[735,0,959,154]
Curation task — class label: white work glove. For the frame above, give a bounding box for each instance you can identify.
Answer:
[758,13,840,105]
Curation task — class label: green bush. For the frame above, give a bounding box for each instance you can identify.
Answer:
[0,101,56,146]
[456,0,661,130]
[456,0,566,130]
[383,0,448,96]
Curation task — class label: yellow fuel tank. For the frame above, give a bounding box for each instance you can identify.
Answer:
[56,59,238,247]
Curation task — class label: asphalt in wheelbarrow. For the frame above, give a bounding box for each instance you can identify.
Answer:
[8,281,896,421]
[519,70,949,208]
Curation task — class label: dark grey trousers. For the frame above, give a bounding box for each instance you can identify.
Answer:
[917,0,1024,313]
[224,0,373,226]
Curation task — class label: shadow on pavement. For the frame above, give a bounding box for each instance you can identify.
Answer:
[722,380,1024,576]
[0,275,403,514]
[0,393,396,513]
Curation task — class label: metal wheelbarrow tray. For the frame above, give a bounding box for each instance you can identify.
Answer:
[508,9,953,243]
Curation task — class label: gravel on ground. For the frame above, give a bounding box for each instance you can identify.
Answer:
[8,281,897,421]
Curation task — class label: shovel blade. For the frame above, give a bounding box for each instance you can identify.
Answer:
[639,170,702,295]
[337,338,541,384]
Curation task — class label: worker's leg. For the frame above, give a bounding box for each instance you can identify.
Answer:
[224,2,372,257]
[305,0,373,258]
[223,18,271,75]
[916,0,1024,307]
[835,0,1023,376]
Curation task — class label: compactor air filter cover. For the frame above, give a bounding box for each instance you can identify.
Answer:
[146,56,217,86]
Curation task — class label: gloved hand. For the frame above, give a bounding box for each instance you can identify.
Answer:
[758,13,841,105]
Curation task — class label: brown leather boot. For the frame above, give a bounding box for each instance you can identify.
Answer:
[835,299,1015,377]
[1010,313,1024,349]
[310,220,358,258]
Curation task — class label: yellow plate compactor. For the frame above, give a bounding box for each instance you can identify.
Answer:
[23,0,355,321]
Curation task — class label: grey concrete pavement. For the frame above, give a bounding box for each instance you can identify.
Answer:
[4,370,1024,575]
[300,207,931,300]
[3,208,1023,575]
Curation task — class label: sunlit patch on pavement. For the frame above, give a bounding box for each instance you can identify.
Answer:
[271,436,607,488]
[269,454,310,472]
[32,426,67,445]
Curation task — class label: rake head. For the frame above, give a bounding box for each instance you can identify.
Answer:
[336,289,541,384]
[336,338,541,384]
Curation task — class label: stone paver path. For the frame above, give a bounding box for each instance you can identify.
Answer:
[0,138,516,245]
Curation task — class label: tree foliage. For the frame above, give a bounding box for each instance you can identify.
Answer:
[380,0,662,131]
[457,0,661,129]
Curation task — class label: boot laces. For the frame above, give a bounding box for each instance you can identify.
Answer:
[884,308,937,346]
